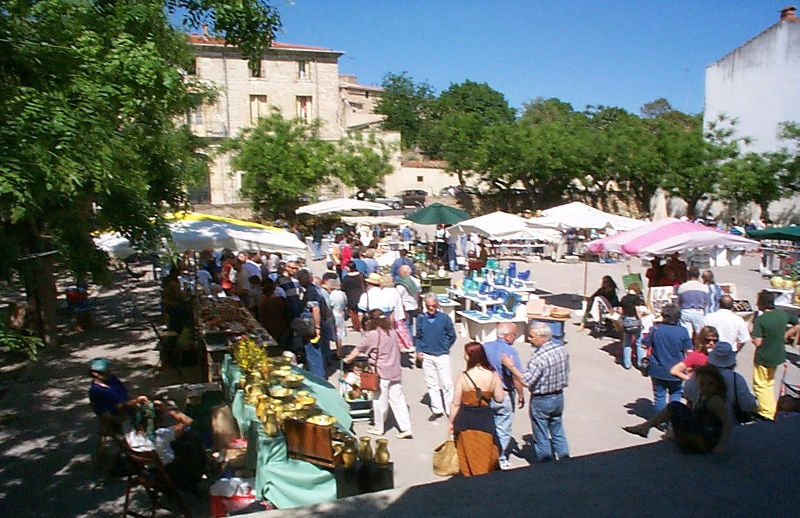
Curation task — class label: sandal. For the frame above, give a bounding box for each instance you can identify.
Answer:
[622,425,649,438]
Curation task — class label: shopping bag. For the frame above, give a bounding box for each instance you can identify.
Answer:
[432,437,459,477]
[359,369,380,392]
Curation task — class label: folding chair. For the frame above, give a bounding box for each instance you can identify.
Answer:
[117,438,193,518]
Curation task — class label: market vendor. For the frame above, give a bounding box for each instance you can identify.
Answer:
[88,358,148,435]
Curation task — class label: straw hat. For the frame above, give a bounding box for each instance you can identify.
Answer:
[365,273,383,285]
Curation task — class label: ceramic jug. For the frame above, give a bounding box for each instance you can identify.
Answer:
[357,436,373,464]
[341,437,357,468]
[374,438,390,467]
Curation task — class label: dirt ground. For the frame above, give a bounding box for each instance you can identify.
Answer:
[1,252,797,517]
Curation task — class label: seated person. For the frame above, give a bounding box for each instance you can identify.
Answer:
[125,399,206,491]
[88,358,146,436]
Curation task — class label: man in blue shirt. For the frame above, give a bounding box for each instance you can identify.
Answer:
[483,322,525,470]
[390,249,416,279]
[415,294,457,420]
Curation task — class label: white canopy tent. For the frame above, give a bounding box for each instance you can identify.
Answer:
[529,201,646,232]
[295,198,391,215]
[448,211,562,243]
[95,213,307,259]
[340,215,410,227]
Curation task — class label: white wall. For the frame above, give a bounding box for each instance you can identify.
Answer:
[704,20,800,154]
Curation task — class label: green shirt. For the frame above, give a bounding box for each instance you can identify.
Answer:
[752,310,797,367]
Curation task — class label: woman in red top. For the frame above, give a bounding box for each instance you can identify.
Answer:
[670,325,716,381]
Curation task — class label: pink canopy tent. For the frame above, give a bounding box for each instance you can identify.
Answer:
[587,218,760,257]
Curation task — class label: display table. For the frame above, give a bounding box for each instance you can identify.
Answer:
[527,313,570,344]
[447,288,504,313]
[437,299,460,326]
[221,356,352,509]
[456,311,527,343]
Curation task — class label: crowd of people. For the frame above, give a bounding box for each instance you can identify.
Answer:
[94,231,800,494]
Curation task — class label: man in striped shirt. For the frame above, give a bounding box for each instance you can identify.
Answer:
[503,323,570,462]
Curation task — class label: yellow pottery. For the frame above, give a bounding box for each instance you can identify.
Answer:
[263,409,279,437]
[374,438,390,467]
[357,436,373,464]
[256,394,269,419]
[341,437,357,468]
[244,383,263,405]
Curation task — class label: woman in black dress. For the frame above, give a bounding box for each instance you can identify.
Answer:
[341,260,365,332]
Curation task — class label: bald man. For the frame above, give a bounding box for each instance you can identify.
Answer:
[482,322,525,470]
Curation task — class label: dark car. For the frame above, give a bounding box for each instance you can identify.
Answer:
[399,189,427,207]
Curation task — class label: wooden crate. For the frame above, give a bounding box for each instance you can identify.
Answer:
[283,419,340,468]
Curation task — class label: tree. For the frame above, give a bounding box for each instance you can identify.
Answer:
[331,131,394,193]
[222,111,394,217]
[0,0,281,345]
[374,71,435,150]
[640,97,673,119]
[222,110,333,218]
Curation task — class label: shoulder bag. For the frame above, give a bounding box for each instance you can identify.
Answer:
[359,332,381,392]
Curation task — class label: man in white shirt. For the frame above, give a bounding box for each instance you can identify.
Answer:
[243,251,262,280]
[703,295,751,351]
[358,273,396,317]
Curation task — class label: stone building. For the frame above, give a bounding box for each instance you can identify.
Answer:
[185,34,402,206]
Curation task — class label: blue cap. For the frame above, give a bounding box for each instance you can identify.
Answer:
[89,358,110,372]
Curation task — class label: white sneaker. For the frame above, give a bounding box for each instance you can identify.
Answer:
[499,459,512,470]
[395,430,413,439]
[366,428,384,436]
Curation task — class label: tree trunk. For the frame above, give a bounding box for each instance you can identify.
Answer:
[22,254,59,346]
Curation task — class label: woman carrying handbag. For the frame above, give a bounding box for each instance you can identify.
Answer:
[343,309,413,439]
[448,341,505,476]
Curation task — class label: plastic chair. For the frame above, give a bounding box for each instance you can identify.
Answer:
[117,438,193,518]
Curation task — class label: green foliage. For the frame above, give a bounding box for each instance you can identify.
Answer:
[222,110,333,218]
[0,320,42,361]
[331,131,394,193]
[374,72,435,150]
[0,0,281,341]
[222,111,393,217]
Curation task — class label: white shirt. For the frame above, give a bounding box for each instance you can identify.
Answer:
[382,286,406,321]
[357,286,396,316]
[125,425,176,465]
[395,277,421,312]
[703,309,751,351]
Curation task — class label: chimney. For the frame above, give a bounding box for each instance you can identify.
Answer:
[202,23,210,40]
[780,5,797,21]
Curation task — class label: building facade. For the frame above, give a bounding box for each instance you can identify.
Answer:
[704,9,800,154]
[187,34,405,206]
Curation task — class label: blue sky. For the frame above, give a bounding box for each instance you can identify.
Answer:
[271,0,781,116]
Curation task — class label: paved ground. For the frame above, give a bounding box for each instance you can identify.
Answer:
[1,251,798,517]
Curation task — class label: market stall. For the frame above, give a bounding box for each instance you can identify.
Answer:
[447,211,562,260]
[95,212,307,259]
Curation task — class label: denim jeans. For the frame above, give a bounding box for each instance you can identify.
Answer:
[304,341,325,379]
[652,377,683,414]
[622,330,645,369]
[491,393,514,462]
[529,392,569,462]
[312,241,322,260]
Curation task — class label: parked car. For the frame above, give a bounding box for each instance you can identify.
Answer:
[399,189,427,207]
[353,191,403,209]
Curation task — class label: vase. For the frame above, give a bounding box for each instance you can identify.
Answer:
[263,409,279,437]
[374,438,390,467]
[357,436,373,464]
[341,437,357,468]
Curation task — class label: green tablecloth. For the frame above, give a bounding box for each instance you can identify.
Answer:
[221,355,351,508]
